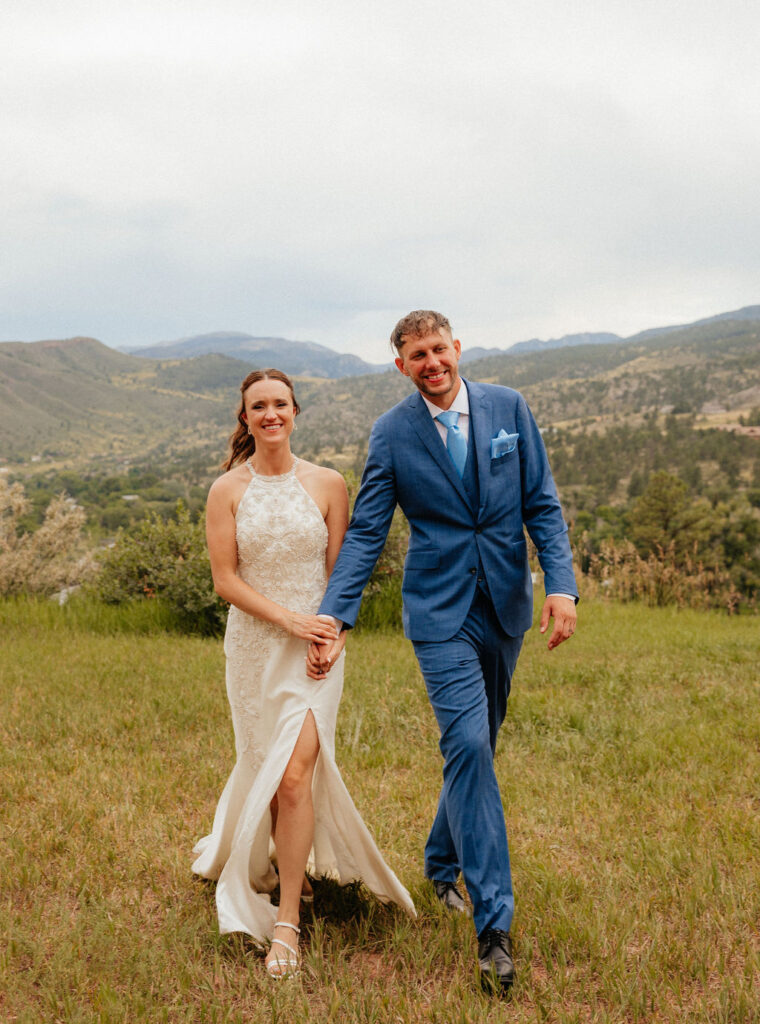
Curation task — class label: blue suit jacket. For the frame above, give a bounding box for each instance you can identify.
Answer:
[319,378,577,641]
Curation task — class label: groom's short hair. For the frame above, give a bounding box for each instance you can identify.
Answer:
[390,310,452,352]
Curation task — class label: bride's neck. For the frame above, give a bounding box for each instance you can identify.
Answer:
[250,442,294,476]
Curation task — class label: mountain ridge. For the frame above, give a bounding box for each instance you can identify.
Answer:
[2,309,759,467]
[105,304,760,368]
[119,331,390,377]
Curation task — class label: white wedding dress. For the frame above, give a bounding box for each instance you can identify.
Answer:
[192,458,415,940]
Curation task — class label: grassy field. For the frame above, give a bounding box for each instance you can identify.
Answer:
[1,599,758,1023]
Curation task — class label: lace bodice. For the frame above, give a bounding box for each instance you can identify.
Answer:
[233,458,328,613]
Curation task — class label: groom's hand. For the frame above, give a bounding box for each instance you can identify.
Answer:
[540,595,577,650]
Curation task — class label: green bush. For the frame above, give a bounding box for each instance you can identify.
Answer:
[92,503,227,636]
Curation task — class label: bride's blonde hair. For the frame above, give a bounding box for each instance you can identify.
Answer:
[223,368,301,471]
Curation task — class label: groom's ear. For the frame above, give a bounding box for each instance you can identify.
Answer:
[394,356,410,377]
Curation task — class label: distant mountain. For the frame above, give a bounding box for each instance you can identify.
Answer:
[121,332,390,378]
[506,331,622,355]
[461,316,760,427]
[112,305,760,373]
[459,346,507,363]
[503,305,760,353]
[627,305,760,343]
[459,305,760,359]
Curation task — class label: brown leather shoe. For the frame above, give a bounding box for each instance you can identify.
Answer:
[477,929,515,994]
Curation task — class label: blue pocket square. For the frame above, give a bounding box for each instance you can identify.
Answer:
[491,430,519,459]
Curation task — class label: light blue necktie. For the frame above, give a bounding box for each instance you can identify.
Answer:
[436,410,467,478]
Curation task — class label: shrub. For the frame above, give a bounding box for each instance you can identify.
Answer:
[93,503,226,636]
[584,536,744,613]
[0,479,95,597]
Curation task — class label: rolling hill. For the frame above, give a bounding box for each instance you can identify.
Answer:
[463,315,760,426]
[4,313,757,611]
[1,308,758,471]
[0,339,235,463]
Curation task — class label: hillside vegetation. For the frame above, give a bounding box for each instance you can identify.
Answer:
[471,319,760,425]
[0,338,232,463]
[2,314,759,608]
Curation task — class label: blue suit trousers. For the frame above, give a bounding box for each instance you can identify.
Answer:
[413,587,523,937]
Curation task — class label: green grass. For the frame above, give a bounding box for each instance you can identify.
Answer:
[1,600,758,1022]
[0,594,186,636]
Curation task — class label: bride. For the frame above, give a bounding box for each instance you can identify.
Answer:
[192,368,414,978]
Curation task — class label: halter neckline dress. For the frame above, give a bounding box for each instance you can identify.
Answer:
[192,457,415,939]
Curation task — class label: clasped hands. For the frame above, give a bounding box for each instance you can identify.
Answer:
[305,615,346,680]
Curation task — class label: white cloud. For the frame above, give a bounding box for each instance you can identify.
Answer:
[1,0,758,362]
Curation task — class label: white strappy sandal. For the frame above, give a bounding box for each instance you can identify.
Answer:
[266,921,301,979]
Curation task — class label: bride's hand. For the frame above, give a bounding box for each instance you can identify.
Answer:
[306,632,347,680]
[282,611,338,643]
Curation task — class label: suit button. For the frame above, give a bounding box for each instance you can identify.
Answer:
[470,568,477,575]
[475,527,482,534]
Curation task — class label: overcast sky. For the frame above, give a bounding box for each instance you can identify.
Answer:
[2,0,758,363]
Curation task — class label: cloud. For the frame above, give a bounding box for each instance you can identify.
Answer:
[1,0,758,361]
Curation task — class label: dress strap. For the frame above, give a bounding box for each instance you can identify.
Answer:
[245,457,256,477]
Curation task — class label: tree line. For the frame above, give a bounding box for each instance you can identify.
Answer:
[2,413,758,623]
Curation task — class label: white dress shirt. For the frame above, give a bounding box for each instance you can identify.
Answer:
[422,381,471,444]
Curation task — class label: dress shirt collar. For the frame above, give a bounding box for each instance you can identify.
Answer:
[421,379,470,421]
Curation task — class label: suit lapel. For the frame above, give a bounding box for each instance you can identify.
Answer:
[408,391,471,507]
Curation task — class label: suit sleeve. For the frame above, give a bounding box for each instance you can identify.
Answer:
[318,418,398,627]
[516,395,578,599]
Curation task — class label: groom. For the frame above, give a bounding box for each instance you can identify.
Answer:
[310,310,577,993]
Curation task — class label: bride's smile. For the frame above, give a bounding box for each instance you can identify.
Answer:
[243,379,297,447]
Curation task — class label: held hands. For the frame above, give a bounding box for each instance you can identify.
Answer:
[306,630,347,680]
[539,595,577,650]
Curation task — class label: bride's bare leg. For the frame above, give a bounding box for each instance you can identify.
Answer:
[266,710,320,970]
[270,793,313,899]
